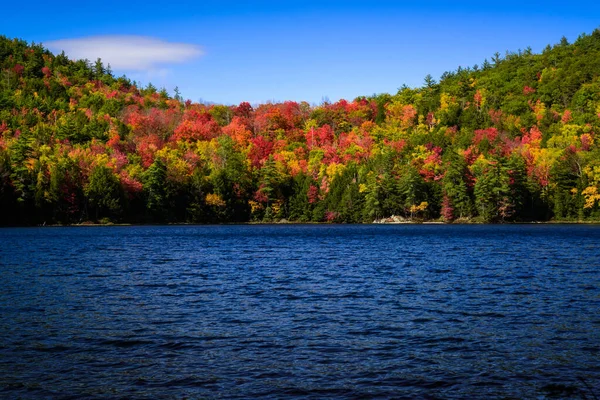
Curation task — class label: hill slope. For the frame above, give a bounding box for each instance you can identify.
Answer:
[1,30,600,225]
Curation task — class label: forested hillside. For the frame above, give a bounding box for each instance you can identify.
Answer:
[1,30,600,225]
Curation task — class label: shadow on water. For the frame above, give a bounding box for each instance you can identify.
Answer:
[540,377,599,399]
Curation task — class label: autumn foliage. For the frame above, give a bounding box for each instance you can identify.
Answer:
[1,30,600,225]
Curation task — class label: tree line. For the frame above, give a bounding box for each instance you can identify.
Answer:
[1,30,600,225]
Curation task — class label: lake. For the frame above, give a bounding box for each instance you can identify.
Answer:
[0,224,599,398]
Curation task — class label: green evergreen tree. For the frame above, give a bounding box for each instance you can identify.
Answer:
[144,159,170,221]
[442,152,473,219]
[85,165,124,221]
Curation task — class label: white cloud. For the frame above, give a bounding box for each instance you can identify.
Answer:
[45,36,203,71]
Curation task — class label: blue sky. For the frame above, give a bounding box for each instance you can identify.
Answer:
[3,1,600,105]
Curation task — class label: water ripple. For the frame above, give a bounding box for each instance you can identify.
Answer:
[0,224,599,398]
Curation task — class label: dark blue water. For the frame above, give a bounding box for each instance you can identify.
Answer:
[0,225,599,399]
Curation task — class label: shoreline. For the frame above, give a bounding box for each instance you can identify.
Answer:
[2,219,600,228]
